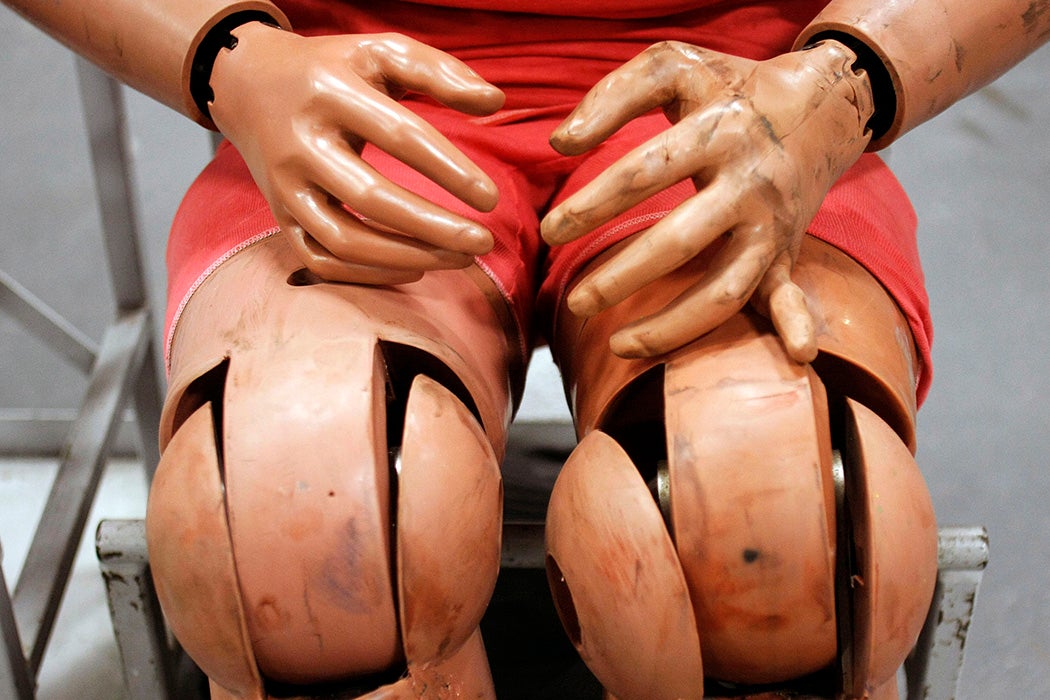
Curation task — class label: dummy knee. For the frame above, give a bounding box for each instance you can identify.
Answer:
[146,236,515,698]
[545,238,938,699]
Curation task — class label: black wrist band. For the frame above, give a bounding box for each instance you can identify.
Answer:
[190,10,281,120]
[805,31,896,143]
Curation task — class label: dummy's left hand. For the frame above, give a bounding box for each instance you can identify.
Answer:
[541,40,874,362]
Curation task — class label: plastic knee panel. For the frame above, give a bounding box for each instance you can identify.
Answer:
[796,238,939,694]
[146,401,265,696]
[792,237,921,450]
[838,398,937,698]
[148,370,502,698]
[546,429,703,700]
[667,314,840,685]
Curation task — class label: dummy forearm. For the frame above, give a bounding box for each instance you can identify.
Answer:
[796,0,1050,149]
[3,0,289,127]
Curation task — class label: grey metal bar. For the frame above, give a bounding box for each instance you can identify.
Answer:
[0,268,98,374]
[96,520,176,700]
[11,308,151,676]
[130,339,162,482]
[0,542,35,700]
[74,58,146,312]
[906,526,990,700]
[75,55,164,483]
[0,409,142,458]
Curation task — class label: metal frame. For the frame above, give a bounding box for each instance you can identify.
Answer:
[96,521,176,700]
[0,57,163,699]
[96,518,987,699]
[906,526,990,700]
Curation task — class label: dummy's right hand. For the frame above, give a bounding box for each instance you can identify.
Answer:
[208,22,505,284]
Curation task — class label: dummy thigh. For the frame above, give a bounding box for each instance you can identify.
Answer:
[147,234,516,698]
[545,236,937,698]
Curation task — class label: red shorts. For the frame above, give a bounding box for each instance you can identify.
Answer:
[166,0,933,402]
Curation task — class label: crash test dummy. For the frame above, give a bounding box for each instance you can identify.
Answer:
[6,0,1048,697]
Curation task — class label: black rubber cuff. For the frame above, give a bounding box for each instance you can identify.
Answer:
[805,31,897,144]
[190,10,281,121]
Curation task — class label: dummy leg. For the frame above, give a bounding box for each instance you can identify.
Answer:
[545,237,937,699]
[145,234,521,699]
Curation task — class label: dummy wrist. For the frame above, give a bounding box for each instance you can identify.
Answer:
[803,32,895,145]
[190,11,285,121]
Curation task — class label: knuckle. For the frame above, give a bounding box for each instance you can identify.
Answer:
[647,40,693,60]
[647,40,680,56]
[639,333,671,356]
[587,278,618,308]
[663,228,702,263]
[719,275,754,305]
[644,40,695,74]
[363,32,411,53]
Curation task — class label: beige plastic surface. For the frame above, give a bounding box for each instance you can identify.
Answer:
[146,402,265,698]
[546,430,703,700]
[397,375,502,668]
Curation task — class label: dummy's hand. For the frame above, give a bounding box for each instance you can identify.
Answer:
[541,40,874,362]
[208,22,505,285]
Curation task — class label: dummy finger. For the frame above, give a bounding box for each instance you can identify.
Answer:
[327,83,500,212]
[364,35,506,116]
[550,41,722,155]
[606,228,772,358]
[310,142,495,257]
[283,190,477,271]
[284,224,426,286]
[565,182,738,317]
[543,114,725,246]
[753,255,818,364]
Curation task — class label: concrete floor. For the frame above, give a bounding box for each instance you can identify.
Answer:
[2,5,1050,698]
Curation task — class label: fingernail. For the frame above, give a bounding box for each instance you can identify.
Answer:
[609,331,646,359]
[540,213,566,244]
[464,225,494,253]
[470,179,499,212]
[563,117,585,136]
[567,286,600,317]
[550,121,586,154]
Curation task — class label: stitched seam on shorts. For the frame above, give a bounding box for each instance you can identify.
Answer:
[559,210,670,300]
[474,257,529,363]
[551,209,671,334]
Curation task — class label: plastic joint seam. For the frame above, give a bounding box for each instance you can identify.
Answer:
[804,30,897,143]
[190,10,283,121]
